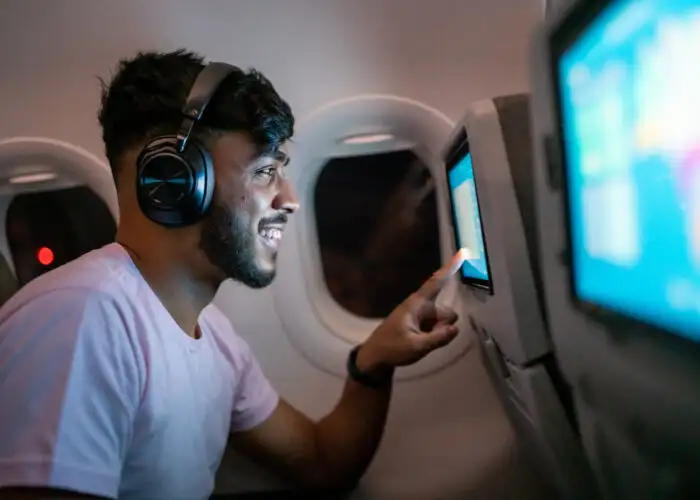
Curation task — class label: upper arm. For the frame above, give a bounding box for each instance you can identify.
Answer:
[0,289,142,499]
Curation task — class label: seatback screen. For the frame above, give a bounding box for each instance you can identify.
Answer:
[558,0,700,341]
[446,142,492,292]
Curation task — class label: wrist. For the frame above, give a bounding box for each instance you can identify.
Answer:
[347,345,393,389]
[355,344,392,377]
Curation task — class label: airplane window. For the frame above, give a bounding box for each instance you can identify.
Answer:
[6,185,116,287]
[314,150,441,318]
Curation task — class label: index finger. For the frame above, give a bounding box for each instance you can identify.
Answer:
[416,248,467,300]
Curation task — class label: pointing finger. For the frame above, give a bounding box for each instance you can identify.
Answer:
[416,249,466,300]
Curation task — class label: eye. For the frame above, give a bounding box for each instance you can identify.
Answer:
[255,166,276,179]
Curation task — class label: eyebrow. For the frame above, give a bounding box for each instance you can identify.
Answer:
[248,148,290,169]
[273,150,290,166]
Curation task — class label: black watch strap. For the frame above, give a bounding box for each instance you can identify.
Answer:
[347,345,393,389]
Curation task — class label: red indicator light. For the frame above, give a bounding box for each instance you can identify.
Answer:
[37,246,54,266]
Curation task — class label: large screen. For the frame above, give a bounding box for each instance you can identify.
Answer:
[557,0,700,342]
[446,143,493,292]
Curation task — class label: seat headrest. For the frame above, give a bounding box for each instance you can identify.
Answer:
[0,252,18,307]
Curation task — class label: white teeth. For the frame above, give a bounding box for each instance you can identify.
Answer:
[260,227,282,242]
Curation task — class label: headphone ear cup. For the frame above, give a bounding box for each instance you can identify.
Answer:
[136,136,215,227]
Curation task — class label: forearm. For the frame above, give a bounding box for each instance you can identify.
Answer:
[312,349,392,489]
[233,253,462,493]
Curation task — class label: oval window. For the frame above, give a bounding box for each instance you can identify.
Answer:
[314,149,441,318]
[7,185,117,287]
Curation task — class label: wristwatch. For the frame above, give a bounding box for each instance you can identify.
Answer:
[347,345,393,389]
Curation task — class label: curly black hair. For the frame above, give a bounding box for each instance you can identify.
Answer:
[97,49,294,182]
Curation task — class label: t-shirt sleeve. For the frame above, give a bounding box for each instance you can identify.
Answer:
[0,288,142,499]
[229,340,279,433]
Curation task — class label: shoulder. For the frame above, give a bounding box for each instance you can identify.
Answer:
[0,284,141,360]
[0,254,146,386]
[0,284,145,415]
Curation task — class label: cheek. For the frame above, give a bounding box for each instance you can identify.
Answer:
[215,181,248,213]
[219,178,271,221]
[244,185,274,215]
[216,171,248,203]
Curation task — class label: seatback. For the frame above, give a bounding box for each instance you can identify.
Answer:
[444,94,597,499]
[529,3,700,497]
[0,195,18,307]
[0,252,18,308]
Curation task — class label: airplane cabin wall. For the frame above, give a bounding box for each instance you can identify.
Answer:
[0,1,546,498]
[0,0,540,154]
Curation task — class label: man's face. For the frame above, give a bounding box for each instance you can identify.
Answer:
[198,133,299,288]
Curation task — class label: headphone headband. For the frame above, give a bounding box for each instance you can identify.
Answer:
[176,62,237,152]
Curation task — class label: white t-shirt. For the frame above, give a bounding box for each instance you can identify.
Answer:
[0,243,279,499]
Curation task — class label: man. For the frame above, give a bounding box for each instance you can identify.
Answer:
[0,50,465,500]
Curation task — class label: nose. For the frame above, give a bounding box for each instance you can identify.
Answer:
[272,177,300,214]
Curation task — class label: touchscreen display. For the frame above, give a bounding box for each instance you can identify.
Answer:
[447,151,491,286]
[558,0,700,341]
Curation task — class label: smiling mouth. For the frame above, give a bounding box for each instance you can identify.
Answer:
[259,226,283,248]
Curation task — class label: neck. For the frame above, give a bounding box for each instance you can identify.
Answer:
[116,230,218,338]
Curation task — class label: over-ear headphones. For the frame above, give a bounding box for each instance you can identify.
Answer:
[136,62,237,228]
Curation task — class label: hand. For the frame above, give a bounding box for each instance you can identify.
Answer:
[357,249,467,373]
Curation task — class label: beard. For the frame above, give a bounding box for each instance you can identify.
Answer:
[198,199,276,289]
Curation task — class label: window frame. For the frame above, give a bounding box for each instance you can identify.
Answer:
[271,95,474,381]
[0,137,118,280]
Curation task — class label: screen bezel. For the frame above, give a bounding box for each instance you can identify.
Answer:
[444,138,494,294]
[548,0,700,345]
